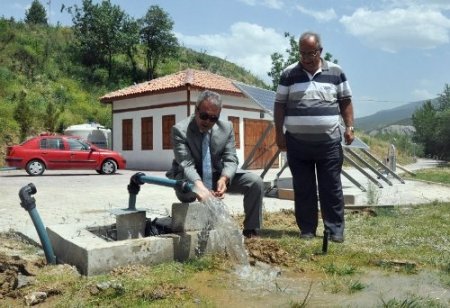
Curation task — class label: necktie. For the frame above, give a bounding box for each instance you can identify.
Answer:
[202,132,213,190]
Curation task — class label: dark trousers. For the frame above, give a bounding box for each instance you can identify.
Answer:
[174,171,263,230]
[286,133,345,237]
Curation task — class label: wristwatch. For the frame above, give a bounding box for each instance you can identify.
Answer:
[346,126,354,133]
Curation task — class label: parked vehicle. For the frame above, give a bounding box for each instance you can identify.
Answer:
[5,134,126,176]
[64,123,111,149]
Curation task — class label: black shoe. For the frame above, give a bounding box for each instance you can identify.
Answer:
[330,234,344,243]
[243,229,260,239]
[300,232,315,240]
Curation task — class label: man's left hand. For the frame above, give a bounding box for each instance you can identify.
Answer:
[214,177,228,198]
[344,128,355,145]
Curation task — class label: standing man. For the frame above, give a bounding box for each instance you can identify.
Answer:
[166,90,263,238]
[274,31,355,242]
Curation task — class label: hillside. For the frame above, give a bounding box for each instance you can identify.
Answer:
[355,98,439,132]
[0,19,267,165]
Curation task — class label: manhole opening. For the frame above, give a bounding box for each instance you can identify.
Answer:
[87,217,173,241]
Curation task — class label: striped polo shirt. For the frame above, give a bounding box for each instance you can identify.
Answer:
[275,60,352,142]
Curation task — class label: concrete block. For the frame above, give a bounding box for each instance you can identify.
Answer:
[116,210,146,240]
[169,230,227,261]
[171,202,212,232]
[47,224,175,276]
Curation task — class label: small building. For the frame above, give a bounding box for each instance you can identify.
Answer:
[100,69,278,171]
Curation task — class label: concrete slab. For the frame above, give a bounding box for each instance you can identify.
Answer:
[47,224,175,276]
[44,201,239,276]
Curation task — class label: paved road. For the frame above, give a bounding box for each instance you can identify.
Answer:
[0,168,293,235]
[1,158,449,240]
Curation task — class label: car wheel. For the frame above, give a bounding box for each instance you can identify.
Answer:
[101,159,117,175]
[26,160,45,176]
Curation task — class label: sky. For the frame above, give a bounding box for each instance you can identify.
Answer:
[1,0,450,117]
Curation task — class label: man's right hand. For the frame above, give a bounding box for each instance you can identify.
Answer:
[276,135,287,152]
[194,180,213,201]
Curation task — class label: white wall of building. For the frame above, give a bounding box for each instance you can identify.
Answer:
[111,90,270,171]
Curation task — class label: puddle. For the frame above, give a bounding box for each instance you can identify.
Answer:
[187,267,450,307]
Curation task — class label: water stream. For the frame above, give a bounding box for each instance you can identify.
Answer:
[199,197,249,265]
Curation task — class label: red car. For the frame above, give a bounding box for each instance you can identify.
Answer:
[5,134,126,176]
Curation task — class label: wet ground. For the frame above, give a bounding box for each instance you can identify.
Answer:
[2,233,448,307]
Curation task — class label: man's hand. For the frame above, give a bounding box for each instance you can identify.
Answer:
[194,180,213,201]
[344,127,355,145]
[213,176,228,199]
[276,134,287,152]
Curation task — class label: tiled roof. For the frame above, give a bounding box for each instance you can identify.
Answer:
[100,69,244,103]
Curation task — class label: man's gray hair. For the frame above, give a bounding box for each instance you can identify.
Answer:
[196,90,222,108]
[299,31,322,49]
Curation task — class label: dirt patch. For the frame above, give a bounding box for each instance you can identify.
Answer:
[0,233,45,300]
[245,238,294,267]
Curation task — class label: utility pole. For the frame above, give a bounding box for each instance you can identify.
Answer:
[47,0,51,24]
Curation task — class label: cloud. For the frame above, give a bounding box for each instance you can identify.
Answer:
[340,7,450,52]
[295,5,337,22]
[238,0,284,9]
[412,89,435,100]
[176,22,288,84]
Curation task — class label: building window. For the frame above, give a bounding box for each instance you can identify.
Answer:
[141,117,153,150]
[122,119,133,150]
[162,115,175,150]
[228,116,240,149]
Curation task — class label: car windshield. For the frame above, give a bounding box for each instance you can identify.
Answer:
[67,138,91,151]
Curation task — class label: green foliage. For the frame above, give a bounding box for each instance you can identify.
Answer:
[13,91,34,141]
[268,32,297,90]
[139,5,179,80]
[25,0,48,25]
[69,0,132,80]
[406,165,450,184]
[412,84,450,159]
[0,16,267,166]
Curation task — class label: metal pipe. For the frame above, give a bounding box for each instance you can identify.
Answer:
[127,172,195,210]
[322,229,329,254]
[18,183,56,265]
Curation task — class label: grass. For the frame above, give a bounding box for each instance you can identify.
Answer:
[404,164,450,184]
[2,168,450,307]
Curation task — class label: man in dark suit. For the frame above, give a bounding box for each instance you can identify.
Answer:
[166,90,263,238]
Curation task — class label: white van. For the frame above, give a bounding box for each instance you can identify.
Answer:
[64,123,112,149]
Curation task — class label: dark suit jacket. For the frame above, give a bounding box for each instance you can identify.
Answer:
[166,115,238,184]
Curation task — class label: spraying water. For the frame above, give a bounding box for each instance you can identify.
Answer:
[195,195,282,286]
[197,196,249,265]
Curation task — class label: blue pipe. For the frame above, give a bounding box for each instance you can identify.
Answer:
[19,183,56,264]
[127,172,194,210]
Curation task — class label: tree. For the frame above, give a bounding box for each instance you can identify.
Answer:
[120,15,140,82]
[412,84,450,159]
[139,5,178,80]
[69,0,131,79]
[43,101,62,132]
[437,83,450,111]
[14,91,34,141]
[25,0,48,25]
[267,32,338,90]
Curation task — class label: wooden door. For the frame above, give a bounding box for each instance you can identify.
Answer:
[243,119,279,169]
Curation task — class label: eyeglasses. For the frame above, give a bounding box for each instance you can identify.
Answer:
[300,49,320,58]
[197,109,219,122]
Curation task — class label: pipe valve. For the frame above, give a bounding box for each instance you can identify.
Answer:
[19,183,37,211]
